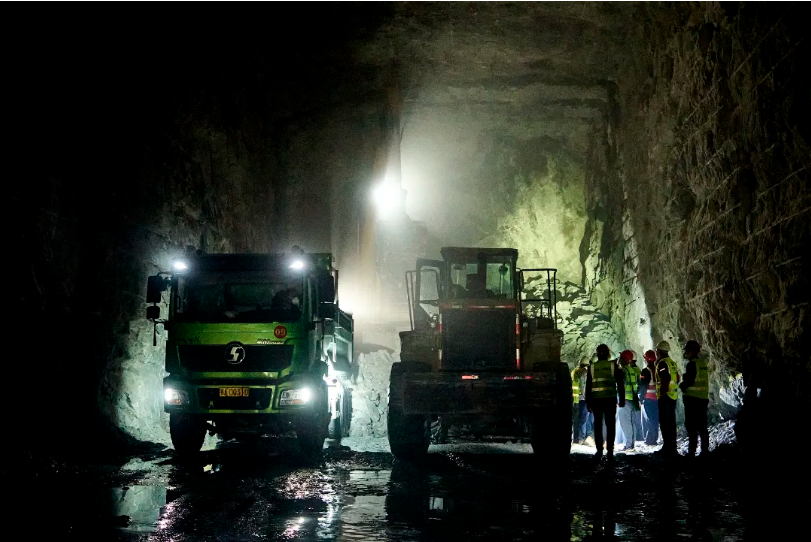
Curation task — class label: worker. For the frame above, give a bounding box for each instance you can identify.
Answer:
[680,340,710,457]
[586,344,624,461]
[639,350,660,445]
[654,340,680,457]
[571,356,591,444]
[616,350,642,452]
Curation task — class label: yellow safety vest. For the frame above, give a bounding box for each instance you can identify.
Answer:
[591,360,616,400]
[683,356,709,400]
[572,369,581,403]
[622,365,641,401]
[655,357,680,400]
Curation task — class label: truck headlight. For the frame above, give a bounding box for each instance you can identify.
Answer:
[279,387,312,406]
[164,387,190,405]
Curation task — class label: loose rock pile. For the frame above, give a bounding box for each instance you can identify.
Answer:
[676,420,737,455]
[348,350,397,438]
[526,279,624,367]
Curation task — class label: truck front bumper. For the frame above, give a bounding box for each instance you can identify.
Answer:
[163,376,316,416]
[397,372,558,415]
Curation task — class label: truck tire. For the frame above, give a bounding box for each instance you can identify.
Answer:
[169,413,207,456]
[387,363,430,459]
[296,382,329,458]
[328,388,352,440]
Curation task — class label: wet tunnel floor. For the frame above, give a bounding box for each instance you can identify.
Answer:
[3,439,795,541]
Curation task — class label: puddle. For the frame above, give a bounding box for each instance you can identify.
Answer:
[109,485,168,533]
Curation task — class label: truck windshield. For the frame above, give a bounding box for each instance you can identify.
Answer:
[174,270,304,323]
[448,259,514,300]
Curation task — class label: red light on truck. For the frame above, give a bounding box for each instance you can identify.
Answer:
[461,375,479,380]
[503,375,533,380]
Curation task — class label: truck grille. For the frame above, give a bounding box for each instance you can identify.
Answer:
[178,345,294,372]
[197,388,273,410]
[441,308,515,371]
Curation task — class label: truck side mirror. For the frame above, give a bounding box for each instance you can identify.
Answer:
[318,274,335,304]
[147,275,167,303]
[319,302,335,320]
[146,305,161,320]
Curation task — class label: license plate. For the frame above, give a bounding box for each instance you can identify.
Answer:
[219,387,250,397]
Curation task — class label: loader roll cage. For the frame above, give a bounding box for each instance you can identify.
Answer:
[518,268,558,330]
[404,259,558,332]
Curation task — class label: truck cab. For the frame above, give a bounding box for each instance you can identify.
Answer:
[147,250,353,456]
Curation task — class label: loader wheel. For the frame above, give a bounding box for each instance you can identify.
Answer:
[387,363,430,459]
[530,406,572,461]
[169,413,207,456]
[388,405,430,458]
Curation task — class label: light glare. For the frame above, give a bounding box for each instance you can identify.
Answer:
[173,261,188,271]
[372,181,401,219]
[289,259,306,270]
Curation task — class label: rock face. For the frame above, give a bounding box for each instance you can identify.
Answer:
[608,4,809,433]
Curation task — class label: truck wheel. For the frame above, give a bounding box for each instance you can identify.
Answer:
[328,389,352,440]
[387,363,429,459]
[169,413,207,456]
[297,383,329,458]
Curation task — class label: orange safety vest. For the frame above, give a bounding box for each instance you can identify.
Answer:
[644,367,658,400]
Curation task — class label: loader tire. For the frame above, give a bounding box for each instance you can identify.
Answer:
[530,362,573,461]
[387,363,430,459]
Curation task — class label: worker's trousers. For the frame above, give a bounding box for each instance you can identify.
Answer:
[617,402,642,447]
[572,400,590,442]
[642,399,659,445]
[658,396,677,454]
[591,399,617,454]
[683,396,710,455]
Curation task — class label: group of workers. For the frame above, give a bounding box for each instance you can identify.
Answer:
[571,340,710,461]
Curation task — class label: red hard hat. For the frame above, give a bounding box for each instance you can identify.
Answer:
[620,350,635,362]
[643,350,656,362]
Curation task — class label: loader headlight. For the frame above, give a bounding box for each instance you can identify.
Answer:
[164,387,190,405]
[279,387,312,406]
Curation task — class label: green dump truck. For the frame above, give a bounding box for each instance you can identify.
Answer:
[388,247,571,459]
[146,249,353,456]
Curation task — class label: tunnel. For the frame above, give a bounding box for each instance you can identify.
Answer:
[6,2,809,539]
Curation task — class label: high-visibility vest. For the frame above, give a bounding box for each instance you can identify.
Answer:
[683,356,709,400]
[591,360,617,400]
[622,365,641,401]
[655,357,680,400]
[644,367,658,400]
[572,369,581,403]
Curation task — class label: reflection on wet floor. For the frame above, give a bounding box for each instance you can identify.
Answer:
[8,440,768,540]
[109,485,167,533]
[151,447,752,540]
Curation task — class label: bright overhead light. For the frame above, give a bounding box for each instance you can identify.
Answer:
[372,180,401,219]
[173,260,188,271]
[289,259,306,270]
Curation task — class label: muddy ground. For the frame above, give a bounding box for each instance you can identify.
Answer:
[2,435,801,541]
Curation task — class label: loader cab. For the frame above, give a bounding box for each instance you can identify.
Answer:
[443,248,518,301]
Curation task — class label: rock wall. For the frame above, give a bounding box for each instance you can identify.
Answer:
[584,3,810,427]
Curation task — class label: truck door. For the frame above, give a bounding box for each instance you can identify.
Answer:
[413,259,445,331]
